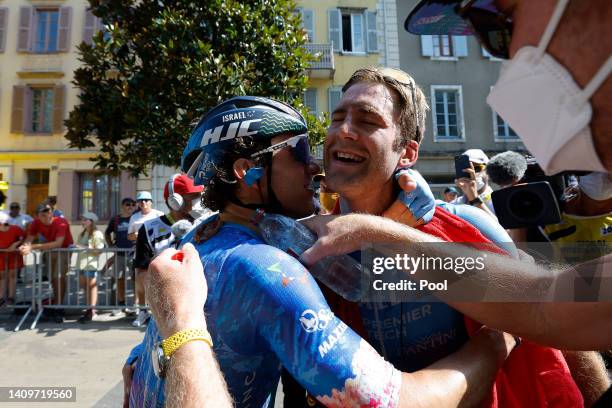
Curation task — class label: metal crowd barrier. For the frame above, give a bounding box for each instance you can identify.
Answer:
[0,249,37,331]
[0,247,148,331]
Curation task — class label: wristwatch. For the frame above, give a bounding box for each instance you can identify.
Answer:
[152,328,213,378]
[469,196,484,205]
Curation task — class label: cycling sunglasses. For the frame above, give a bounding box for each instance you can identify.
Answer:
[251,134,312,165]
[456,0,513,59]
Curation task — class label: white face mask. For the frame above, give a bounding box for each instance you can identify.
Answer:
[579,172,612,201]
[487,0,612,176]
[476,175,486,191]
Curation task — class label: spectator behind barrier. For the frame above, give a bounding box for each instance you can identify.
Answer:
[104,197,136,315]
[127,191,163,325]
[45,196,64,219]
[19,202,74,323]
[0,212,24,307]
[76,211,105,323]
[6,202,33,231]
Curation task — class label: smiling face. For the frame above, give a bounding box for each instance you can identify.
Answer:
[269,135,320,218]
[37,208,53,225]
[324,82,409,204]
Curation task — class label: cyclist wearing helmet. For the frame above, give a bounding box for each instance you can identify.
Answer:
[127,96,517,408]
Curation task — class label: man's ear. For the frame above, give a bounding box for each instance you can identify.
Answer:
[398,140,419,168]
[233,159,264,189]
[233,158,254,182]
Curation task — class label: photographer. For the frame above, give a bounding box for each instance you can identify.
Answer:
[453,149,497,219]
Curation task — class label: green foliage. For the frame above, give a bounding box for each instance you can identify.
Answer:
[66,0,327,176]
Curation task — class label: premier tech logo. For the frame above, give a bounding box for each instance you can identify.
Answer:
[199,117,261,147]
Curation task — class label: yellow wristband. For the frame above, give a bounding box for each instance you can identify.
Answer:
[161,328,213,358]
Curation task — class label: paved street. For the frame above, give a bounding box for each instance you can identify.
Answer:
[0,313,145,408]
[0,312,285,408]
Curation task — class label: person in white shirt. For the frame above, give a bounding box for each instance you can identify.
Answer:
[127,191,163,324]
[6,202,33,231]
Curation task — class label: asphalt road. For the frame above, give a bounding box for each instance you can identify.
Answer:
[0,311,285,408]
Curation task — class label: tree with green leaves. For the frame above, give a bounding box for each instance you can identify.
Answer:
[66,0,328,176]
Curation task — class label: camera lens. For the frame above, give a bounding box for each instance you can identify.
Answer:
[508,190,544,223]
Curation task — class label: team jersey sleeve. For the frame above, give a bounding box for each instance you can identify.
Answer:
[222,245,402,407]
[437,202,519,258]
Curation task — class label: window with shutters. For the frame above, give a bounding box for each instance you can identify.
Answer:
[432,35,453,57]
[304,89,317,114]
[18,7,72,53]
[328,87,342,113]
[328,9,377,54]
[31,88,54,133]
[420,35,468,60]
[34,9,60,53]
[0,8,8,53]
[83,8,107,45]
[11,85,66,135]
[431,86,465,141]
[78,173,120,220]
[298,8,314,43]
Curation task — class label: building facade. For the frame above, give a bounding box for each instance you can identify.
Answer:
[395,0,527,195]
[297,0,399,158]
[0,1,179,229]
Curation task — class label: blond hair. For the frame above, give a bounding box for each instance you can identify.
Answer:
[342,67,429,149]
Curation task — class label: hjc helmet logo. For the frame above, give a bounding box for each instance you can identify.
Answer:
[199,119,262,147]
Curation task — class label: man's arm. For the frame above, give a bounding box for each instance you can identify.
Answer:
[399,327,516,408]
[300,214,612,350]
[232,245,514,408]
[127,215,139,241]
[561,350,611,407]
[105,219,115,247]
[20,235,66,255]
[145,245,232,408]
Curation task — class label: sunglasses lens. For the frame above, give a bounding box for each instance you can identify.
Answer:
[465,8,512,59]
[292,137,311,164]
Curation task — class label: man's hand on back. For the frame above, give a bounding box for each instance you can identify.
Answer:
[145,243,208,339]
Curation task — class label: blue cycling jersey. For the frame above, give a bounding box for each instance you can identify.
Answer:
[436,201,518,258]
[129,221,401,408]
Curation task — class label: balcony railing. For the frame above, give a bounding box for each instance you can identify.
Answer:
[303,43,335,71]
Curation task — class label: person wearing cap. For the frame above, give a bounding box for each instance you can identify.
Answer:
[452,149,497,219]
[127,191,163,323]
[131,175,203,327]
[19,202,74,322]
[104,197,137,315]
[46,196,64,219]
[443,186,459,203]
[75,211,105,323]
[6,202,33,232]
[0,212,25,307]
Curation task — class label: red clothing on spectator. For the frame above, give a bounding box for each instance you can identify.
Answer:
[28,217,74,248]
[0,225,25,270]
